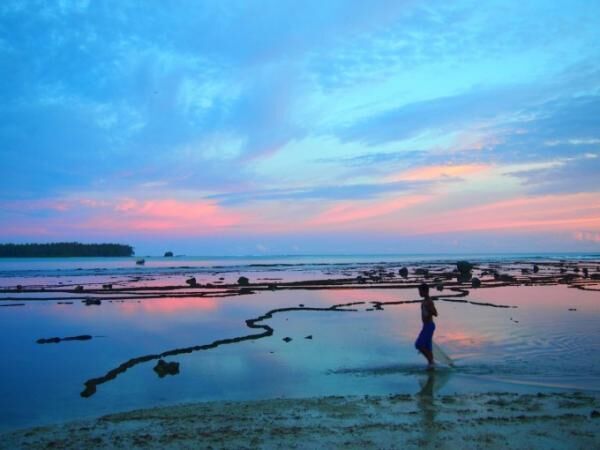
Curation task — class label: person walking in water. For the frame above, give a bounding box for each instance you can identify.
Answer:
[415,283,438,368]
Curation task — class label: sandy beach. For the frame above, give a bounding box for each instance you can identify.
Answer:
[3,391,599,449]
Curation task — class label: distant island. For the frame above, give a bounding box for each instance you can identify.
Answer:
[0,242,134,257]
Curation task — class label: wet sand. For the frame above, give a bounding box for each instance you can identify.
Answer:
[3,391,599,449]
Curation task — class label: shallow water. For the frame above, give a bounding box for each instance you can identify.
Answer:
[1,261,599,432]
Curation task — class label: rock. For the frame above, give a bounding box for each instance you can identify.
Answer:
[456,260,474,275]
[136,259,145,265]
[356,276,366,284]
[471,277,481,288]
[583,267,589,277]
[436,283,444,291]
[495,274,515,282]
[399,267,408,278]
[102,284,112,289]
[415,268,429,276]
[37,335,92,344]
[591,410,600,418]
[283,337,292,343]
[521,268,530,275]
[457,272,472,283]
[238,276,250,286]
[185,277,197,287]
[36,337,61,344]
[304,335,313,340]
[239,287,254,295]
[84,298,101,306]
[75,285,84,292]
[164,251,173,257]
[268,284,278,290]
[16,284,23,291]
[153,359,180,378]
[299,304,305,307]
[533,264,539,273]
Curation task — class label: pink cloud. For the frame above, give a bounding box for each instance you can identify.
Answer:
[79,198,246,234]
[409,193,600,234]
[573,231,600,243]
[387,163,490,182]
[308,195,430,227]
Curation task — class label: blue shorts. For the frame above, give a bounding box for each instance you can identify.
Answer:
[415,321,435,352]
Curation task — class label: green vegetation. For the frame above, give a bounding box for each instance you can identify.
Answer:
[0,242,134,257]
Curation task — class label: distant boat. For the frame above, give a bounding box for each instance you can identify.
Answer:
[136,259,145,265]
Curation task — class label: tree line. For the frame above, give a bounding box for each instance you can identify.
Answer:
[0,242,134,257]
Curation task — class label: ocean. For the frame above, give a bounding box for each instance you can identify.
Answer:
[1,253,599,432]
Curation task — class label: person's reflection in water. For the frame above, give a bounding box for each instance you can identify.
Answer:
[416,369,451,447]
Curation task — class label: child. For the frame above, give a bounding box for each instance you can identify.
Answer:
[415,283,438,368]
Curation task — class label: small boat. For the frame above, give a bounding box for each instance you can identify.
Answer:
[136,259,145,265]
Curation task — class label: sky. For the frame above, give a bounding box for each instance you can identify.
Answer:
[1,0,599,255]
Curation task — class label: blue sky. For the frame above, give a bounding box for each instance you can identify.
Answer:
[1,0,599,255]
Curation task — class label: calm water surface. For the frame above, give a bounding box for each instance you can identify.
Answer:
[1,258,599,431]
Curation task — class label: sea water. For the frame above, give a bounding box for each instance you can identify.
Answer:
[0,254,599,431]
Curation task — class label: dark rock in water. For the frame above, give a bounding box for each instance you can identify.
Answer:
[268,284,278,290]
[16,284,23,291]
[37,337,61,344]
[75,285,84,292]
[153,359,180,378]
[590,273,600,280]
[102,284,112,290]
[304,335,313,340]
[521,268,530,275]
[533,264,539,273]
[456,261,473,275]
[186,277,197,287]
[239,287,254,295]
[136,259,145,265]
[356,276,366,284]
[399,267,408,278]
[283,337,292,343]
[495,274,515,282]
[457,272,472,283]
[583,267,589,277]
[238,276,250,286]
[591,410,600,418]
[415,268,429,276]
[471,277,481,288]
[219,277,225,281]
[37,335,92,344]
[299,304,305,308]
[84,298,101,306]
[164,251,174,257]
[205,283,214,288]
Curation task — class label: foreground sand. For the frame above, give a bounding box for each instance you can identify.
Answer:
[3,391,599,449]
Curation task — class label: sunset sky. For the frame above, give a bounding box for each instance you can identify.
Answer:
[1,0,599,255]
